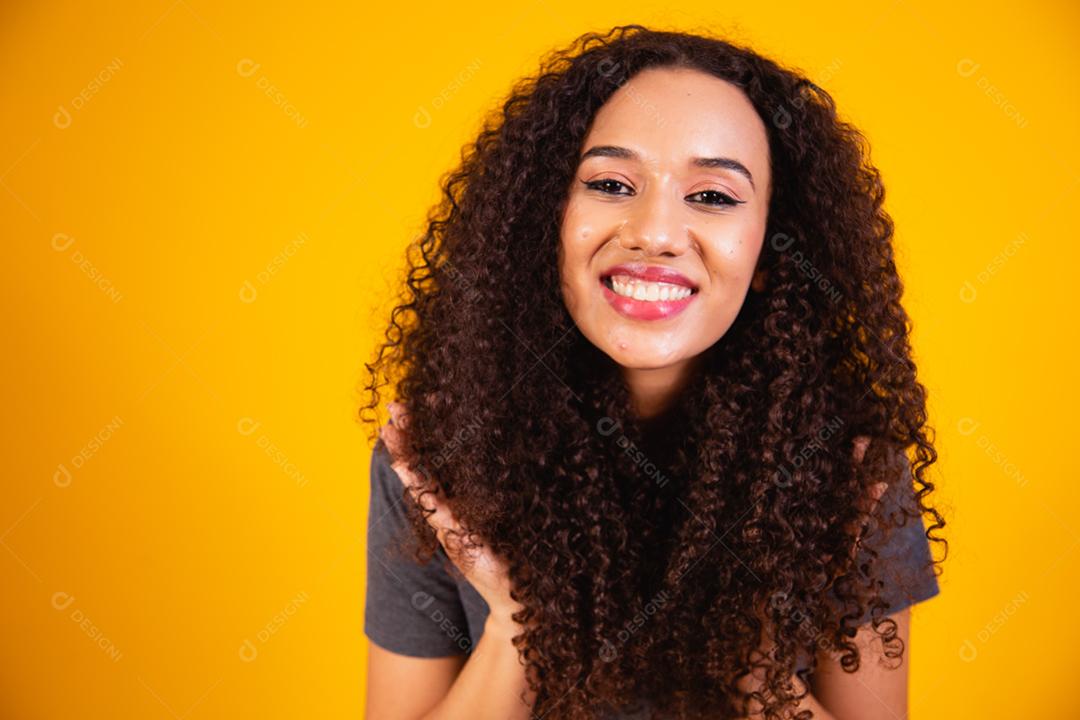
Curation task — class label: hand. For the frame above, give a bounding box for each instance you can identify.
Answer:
[380,401,526,629]
[845,435,889,559]
[756,436,889,651]
[738,440,889,716]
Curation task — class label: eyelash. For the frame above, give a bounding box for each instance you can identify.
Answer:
[582,178,745,208]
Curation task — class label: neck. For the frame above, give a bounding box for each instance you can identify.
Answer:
[621,355,704,422]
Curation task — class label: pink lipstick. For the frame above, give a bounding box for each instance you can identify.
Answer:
[598,264,699,321]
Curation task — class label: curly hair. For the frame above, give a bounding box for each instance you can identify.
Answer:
[358,24,947,720]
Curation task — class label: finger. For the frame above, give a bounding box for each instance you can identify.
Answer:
[871,481,888,503]
[387,400,410,430]
[381,425,429,502]
[379,418,404,458]
[845,436,881,541]
[380,426,416,488]
[848,481,888,523]
[381,429,464,542]
[844,480,890,557]
[852,435,871,464]
[392,458,462,539]
[382,404,479,564]
[388,454,440,518]
[384,403,501,578]
[380,420,426,497]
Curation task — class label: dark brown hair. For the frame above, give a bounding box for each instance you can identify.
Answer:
[360,24,946,720]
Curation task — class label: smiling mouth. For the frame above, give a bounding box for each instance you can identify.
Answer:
[600,274,699,302]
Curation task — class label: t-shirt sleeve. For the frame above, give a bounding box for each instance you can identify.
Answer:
[363,441,473,657]
[834,457,942,626]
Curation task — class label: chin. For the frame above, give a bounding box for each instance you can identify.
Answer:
[602,344,689,370]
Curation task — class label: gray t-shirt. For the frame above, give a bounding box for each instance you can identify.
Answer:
[364,441,489,657]
[364,441,941,707]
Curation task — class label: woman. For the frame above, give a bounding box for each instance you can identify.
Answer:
[360,25,946,720]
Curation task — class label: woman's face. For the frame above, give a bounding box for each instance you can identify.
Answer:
[558,65,771,381]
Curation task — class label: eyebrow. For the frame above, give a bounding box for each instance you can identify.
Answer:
[579,144,756,192]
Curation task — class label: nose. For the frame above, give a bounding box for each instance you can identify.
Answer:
[617,184,690,257]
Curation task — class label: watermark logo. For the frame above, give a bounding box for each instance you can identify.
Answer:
[413,58,483,129]
[239,232,308,303]
[51,591,123,662]
[51,233,124,303]
[53,57,124,130]
[596,416,670,488]
[238,591,310,662]
[54,415,125,487]
[237,58,308,129]
[237,416,308,488]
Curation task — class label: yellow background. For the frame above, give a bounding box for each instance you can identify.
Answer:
[1,1,1077,717]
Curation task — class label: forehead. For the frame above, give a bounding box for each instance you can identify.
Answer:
[582,66,770,177]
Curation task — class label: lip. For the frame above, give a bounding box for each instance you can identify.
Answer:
[599,263,698,290]
[599,276,697,321]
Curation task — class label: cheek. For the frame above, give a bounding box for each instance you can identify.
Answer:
[558,217,590,314]
[559,204,600,282]
[703,223,765,287]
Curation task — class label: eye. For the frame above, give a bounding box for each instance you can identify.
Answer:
[686,189,745,208]
[582,178,634,196]
[582,180,746,208]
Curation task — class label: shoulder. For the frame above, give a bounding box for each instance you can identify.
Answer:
[829,454,943,624]
[367,440,415,532]
[364,441,474,657]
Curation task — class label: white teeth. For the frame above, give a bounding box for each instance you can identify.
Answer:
[608,276,694,302]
